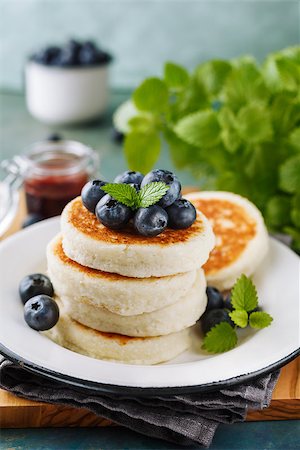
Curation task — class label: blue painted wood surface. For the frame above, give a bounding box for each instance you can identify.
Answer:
[1,421,300,449]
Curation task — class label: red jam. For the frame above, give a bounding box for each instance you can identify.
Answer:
[23,141,96,218]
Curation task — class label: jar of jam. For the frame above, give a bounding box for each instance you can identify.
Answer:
[1,140,98,219]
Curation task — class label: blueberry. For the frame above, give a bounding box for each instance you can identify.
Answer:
[33,46,60,65]
[19,274,54,305]
[223,294,234,311]
[201,309,234,335]
[47,133,62,142]
[111,127,124,144]
[24,295,59,331]
[141,169,181,208]
[114,170,144,185]
[95,50,112,65]
[79,41,98,65]
[133,205,168,237]
[96,194,132,229]
[206,286,224,311]
[166,198,196,229]
[81,180,107,213]
[22,214,44,229]
[129,183,140,192]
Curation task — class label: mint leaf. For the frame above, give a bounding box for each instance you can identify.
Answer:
[289,128,300,151]
[102,183,139,208]
[279,154,300,194]
[125,131,161,174]
[174,110,221,148]
[237,104,273,144]
[196,60,232,96]
[265,195,291,228]
[138,182,169,208]
[225,62,269,111]
[249,311,273,329]
[164,62,189,89]
[133,78,168,113]
[219,107,241,153]
[231,274,258,312]
[229,310,248,328]
[202,322,238,354]
[128,115,156,133]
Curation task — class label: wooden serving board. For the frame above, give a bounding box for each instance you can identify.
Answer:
[0,189,299,428]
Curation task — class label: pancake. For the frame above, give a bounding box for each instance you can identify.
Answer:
[47,234,199,316]
[44,299,191,365]
[58,269,207,337]
[186,191,269,289]
[61,197,215,278]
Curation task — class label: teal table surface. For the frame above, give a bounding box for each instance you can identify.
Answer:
[1,92,299,449]
[1,421,300,450]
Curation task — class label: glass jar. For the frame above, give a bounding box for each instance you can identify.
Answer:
[1,140,98,220]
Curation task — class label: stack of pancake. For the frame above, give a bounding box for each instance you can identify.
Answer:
[45,197,215,365]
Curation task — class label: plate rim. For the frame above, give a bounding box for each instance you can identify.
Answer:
[1,343,299,396]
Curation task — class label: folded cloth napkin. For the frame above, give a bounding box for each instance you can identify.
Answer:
[0,357,279,448]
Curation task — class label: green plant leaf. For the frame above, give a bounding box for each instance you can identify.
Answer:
[231,274,258,312]
[229,310,248,328]
[174,110,221,148]
[164,62,189,89]
[279,154,300,193]
[133,78,169,113]
[138,182,169,208]
[101,183,139,209]
[265,195,291,229]
[289,128,300,151]
[202,322,238,353]
[237,104,273,144]
[196,60,232,96]
[249,311,273,329]
[263,55,300,92]
[219,107,241,153]
[128,115,156,133]
[124,131,161,174]
[270,94,300,136]
[224,62,270,111]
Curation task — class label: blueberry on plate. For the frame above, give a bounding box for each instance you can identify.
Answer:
[19,273,54,305]
[133,205,168,237]
[223,294,234,311]
[96,194,132,229]
[141,169,181,208]
[81,180,107,213]
[24,295,59,331]
[206,286,224,311]
[22,214,44,229]
[114,170,144,185]
[166,198,196,229]
[200,309,234,335]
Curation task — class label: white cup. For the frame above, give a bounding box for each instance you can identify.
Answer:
[25,61,110,125]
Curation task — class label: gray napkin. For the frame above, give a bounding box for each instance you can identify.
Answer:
[0,357,279,448]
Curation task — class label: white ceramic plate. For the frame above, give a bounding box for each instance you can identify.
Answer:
[0,218,299,395]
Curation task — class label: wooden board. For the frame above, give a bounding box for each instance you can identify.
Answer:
[0,189,299,428]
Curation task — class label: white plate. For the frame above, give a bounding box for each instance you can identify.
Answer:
[0,217,299,395]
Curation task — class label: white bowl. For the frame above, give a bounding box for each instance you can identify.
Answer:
[25,61,110,125]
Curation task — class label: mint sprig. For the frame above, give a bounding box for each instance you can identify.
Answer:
[202,322,238,353]
[101,182,169,210]
[231,274,258,312]
[203,274,273,354]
